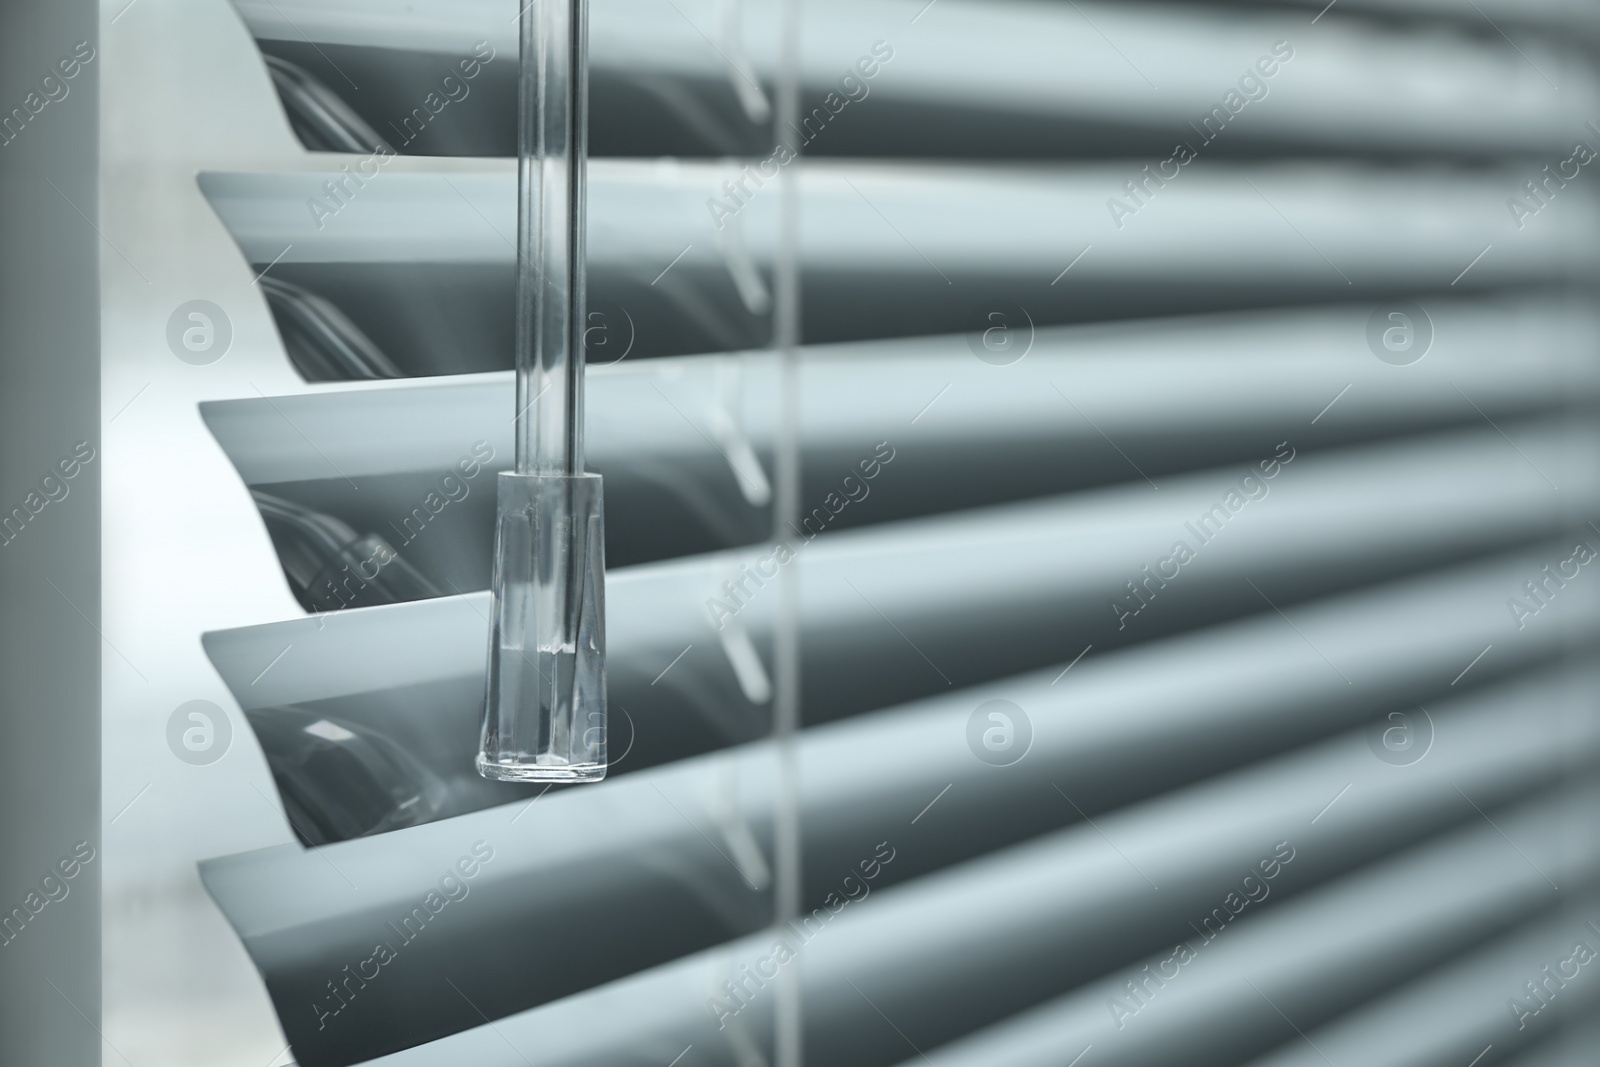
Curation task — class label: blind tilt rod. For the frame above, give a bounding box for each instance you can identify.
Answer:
[478,0,608,782]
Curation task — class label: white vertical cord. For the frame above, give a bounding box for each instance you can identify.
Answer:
[771,0,804,1062]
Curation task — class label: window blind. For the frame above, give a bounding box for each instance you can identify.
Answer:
[178,1,1600,1066]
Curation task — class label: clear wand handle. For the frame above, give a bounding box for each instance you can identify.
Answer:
[478,0,606,782]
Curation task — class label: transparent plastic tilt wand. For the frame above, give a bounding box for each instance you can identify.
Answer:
[478,0,607,782]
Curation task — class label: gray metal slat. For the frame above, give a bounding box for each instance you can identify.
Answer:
[197,165,1600,372]
[197,296,1600,575]
[232,0,1599,158]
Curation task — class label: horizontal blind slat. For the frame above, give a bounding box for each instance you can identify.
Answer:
[233,0,1599,158]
